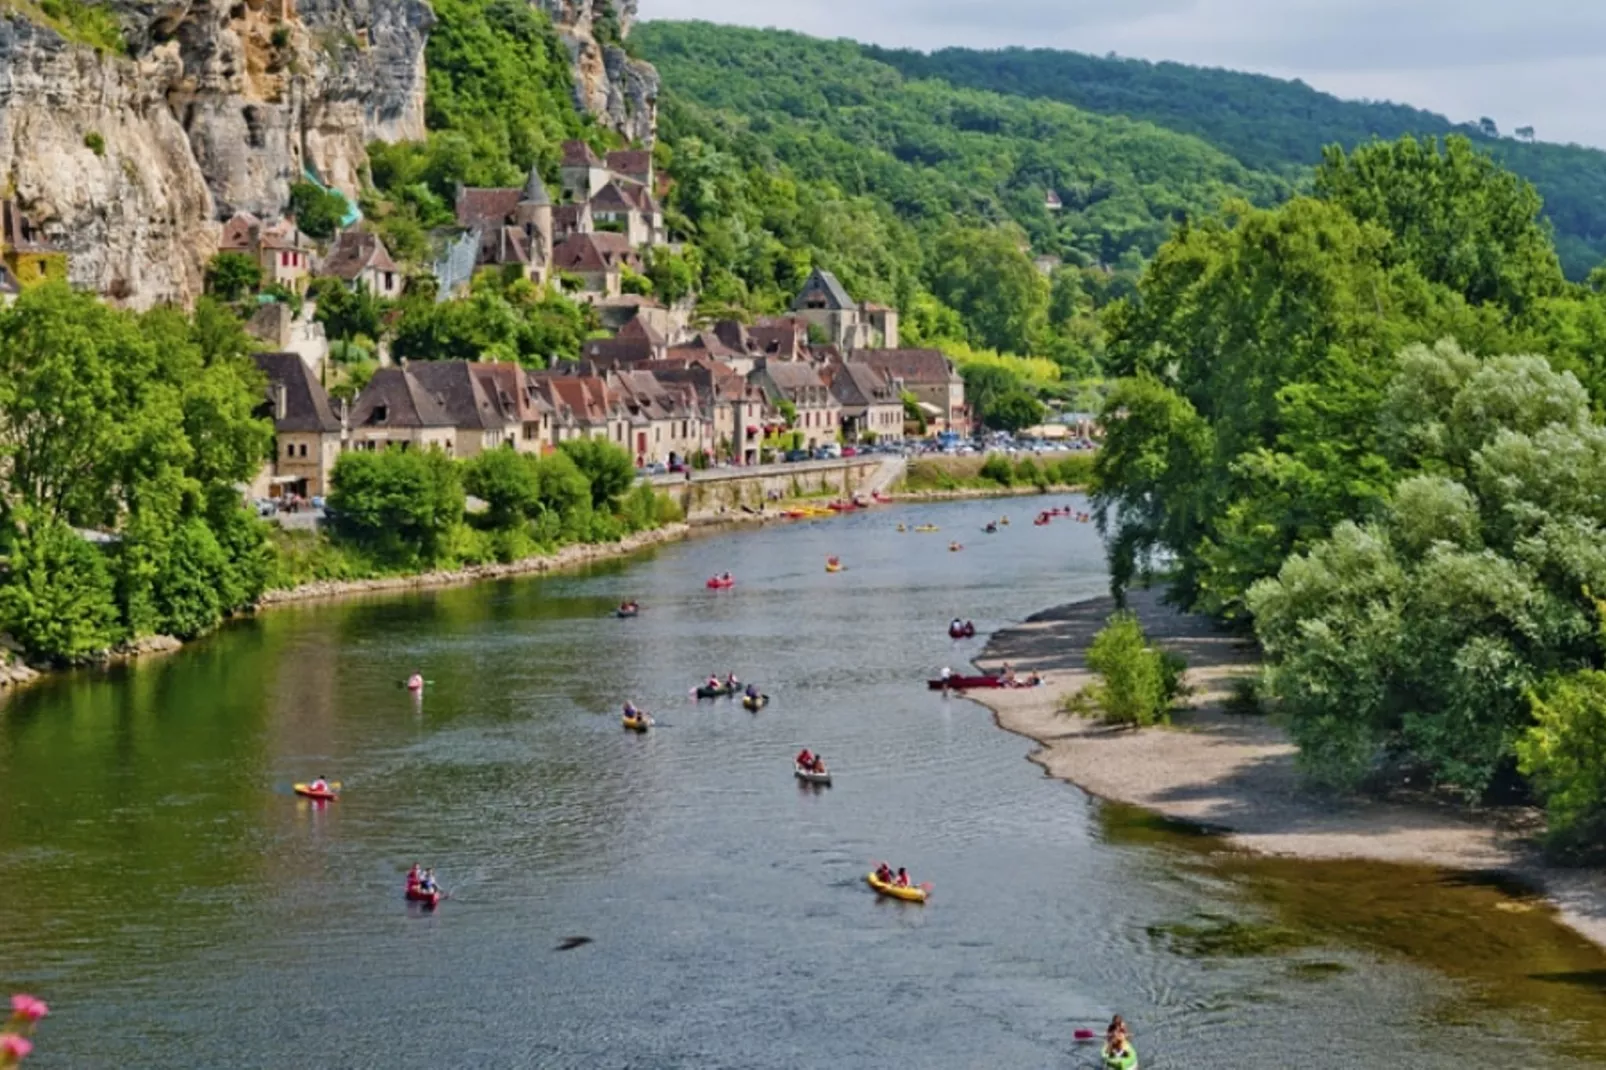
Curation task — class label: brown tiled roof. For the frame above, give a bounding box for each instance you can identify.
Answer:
[552,234,611,273]
[456,187,522,230]
[618,315,664,346]
[620,181,660,215]
[406,360,512,430]
[321,230,398,281]
[258,218,310,251]
[554,204,591,233]
[605,149,652,179]
[583,337,658,367]
[748,324,803,359]
[589,181,638,214]
[471,362,550,422]
[849,348,959,386]
[350,367,455,429]
[673,330,742,360]
[561,140,602,168]
[589,231,634,257]
[218,211,261,252]
[253,352,342,433]
[534,374,614,426]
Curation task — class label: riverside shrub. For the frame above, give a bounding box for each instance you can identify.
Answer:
[1068,610,1186,726]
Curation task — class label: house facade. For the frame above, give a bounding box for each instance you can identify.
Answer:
[321,229,403,299]
[452,167,554,287]
[823,360,905,444]
[347,367,459,453]
[790,268,899,351]
[750,359,840,450]
[849,349,968,434]
[251,351,346,498]
[405,360,517,457]
[219,212,313,293]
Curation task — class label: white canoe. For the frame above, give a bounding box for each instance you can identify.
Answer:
[794,764,833,785]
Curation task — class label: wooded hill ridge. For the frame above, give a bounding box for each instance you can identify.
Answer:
[636,22,1606,281]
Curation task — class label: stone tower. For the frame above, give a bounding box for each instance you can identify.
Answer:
[514,167,554,272]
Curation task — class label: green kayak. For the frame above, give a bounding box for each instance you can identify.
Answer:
[1102,1042,1137,1070]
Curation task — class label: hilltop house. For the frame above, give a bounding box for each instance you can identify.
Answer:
[218,212,313,293]
[251,351,345,498]
[791,268,899,351]
[551,232,640,299]
[320,229,403,299]
[452,167,554,286]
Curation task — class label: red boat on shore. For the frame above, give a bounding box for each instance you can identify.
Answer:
[927,673,1004,690]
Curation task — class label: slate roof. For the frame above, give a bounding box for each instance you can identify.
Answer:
[321,230,398,281]
[561,140,602,168]
[605,149,653,180]
[824,360,896,409]
[470,362,551,422]
[618,315,665,347]
[848,348,959,386]
[406,360,513,430]
[350,367,455,429]
[520,168,552,207]
[582,337,658,367]
[757,360,829,400]
[254,351,342,433]
[589,181,639,214]
[793,267,855,312]
[456,187,523,230]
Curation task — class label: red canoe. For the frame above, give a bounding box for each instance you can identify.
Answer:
[928,674,1005,690]
[406,885,442,908]
[706,577,735,589]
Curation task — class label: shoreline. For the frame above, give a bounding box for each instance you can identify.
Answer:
[969,588,1606,951]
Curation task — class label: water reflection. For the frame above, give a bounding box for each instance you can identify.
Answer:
[0,499,1602,1068]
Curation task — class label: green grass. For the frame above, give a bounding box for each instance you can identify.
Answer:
[4,0,127,53]
[901,452,1093,493]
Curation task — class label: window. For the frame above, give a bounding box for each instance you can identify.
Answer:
[285,442,293,458]
[299,443,308,458]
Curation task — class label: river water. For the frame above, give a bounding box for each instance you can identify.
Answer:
[3,498,1605,1069]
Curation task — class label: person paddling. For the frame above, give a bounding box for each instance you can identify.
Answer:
[310,775,330,793]
[797,748,814,768]
[406,863,421,893]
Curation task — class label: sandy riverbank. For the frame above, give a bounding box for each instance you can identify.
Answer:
[970,587,1606,950]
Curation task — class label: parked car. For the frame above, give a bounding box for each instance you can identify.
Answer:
[642,461,668,475]
[784,449,811,463]
[841,446,858,458]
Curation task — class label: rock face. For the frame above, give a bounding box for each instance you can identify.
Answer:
[537,0,657,145]
[0,0,430,307]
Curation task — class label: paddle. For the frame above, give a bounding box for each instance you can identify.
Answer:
[396,679,436,688]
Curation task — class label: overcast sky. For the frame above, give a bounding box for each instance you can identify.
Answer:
[641,0,1606,150]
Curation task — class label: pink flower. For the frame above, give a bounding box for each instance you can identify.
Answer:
[6,996,45,1023]
[0,1034,32,1060]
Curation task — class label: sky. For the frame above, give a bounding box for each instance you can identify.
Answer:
[639,0,1606,150]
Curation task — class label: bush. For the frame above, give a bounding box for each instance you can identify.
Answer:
[288,181,349,240]
[462,448,540,529]
[558,437,635,510]
[328,448,465,566]
[978,453,1015,486]
[1518,671,1606,861]
[0,518,122,662]
[1067,610,1186,726]
[83,131,105,156]
[1013,455,1044,488]
[204,252,262,302]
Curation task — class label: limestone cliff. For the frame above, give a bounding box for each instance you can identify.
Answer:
[538,0,657,145]
[0,0,430,307]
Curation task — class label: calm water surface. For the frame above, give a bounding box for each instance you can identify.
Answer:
[3,499,1605,1069]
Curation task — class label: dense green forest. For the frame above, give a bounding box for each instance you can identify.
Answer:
[862,44,1606,279]
[1090,134,1606,853]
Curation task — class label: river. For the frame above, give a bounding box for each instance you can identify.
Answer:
[3,498,1605,1069]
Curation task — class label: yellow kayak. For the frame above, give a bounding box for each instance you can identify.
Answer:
[914,525,939,533]
[826,562,843,573]
[866,872,927,902]
[622,714,653,732]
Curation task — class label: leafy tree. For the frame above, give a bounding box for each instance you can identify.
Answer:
[984,390,1045,433]
[0,515,121,661]
[288,182,348,240]
[328,449,465,565]
[557,437,635,510]
[462,448,540,529]
[204,252,262,301]
[1519,669,1606,857]
[929,227,1049,354]
[310,277,385,343]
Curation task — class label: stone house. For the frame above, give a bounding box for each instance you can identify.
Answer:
[654,359,767,466]
[848,348,968,435]
[452,168,554,286]
[530,372,631,449]
[560,140,611,203]
[589,180,665,247]
[750,358,840,450]
[405,360,520,458]
[472,362,555,454]
[251,351,346,499]
[551,232,640,299]
[0,199,66,290]
[218,212,314,294]
[605,149,654,189]
[790,268,900,351]
[669,329,750,375]
[582,314,669,366]
[347,367,459,454]
[595,294,671,335]
[320,229,403,299]
[822,359,905,444]
[609,368,707,467]
[553,203,595,243]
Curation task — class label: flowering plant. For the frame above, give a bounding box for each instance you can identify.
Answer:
[1,995,47,1066]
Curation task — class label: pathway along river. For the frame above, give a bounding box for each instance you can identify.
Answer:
[4,499,1606,1069]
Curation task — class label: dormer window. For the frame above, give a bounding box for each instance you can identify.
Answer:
[373,404,388,423]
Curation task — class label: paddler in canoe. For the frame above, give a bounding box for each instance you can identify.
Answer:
[1101,1016,1137,1069]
